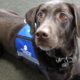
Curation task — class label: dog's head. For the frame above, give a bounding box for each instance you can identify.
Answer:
[25,1,80,55]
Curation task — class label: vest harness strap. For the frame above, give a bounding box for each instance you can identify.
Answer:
[15,24,39,65]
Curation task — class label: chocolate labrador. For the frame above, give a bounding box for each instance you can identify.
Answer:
[25,1,80,80]
[0,1,80,80]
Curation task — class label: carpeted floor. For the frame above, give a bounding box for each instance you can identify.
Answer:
[0,53,45,80]
[0,0,80,80]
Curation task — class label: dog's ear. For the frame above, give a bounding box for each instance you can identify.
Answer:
[72,4,80,37]
[67,3,80,37]
[25,4,43,34]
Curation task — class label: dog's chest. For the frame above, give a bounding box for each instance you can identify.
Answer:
[15,24,39,65]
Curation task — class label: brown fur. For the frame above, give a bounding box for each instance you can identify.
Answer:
[0,10,25,56]
[0,1,80,80]
[26,1,80,80]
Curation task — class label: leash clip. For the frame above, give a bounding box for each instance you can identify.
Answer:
[62,57,72,68]
[56,58,62,63]
[56,57,73,68]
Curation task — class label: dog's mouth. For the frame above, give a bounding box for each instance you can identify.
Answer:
[35,39,63,51]
[35,41,58,51]
[38,44,62,57]
[35,37,59,51]
[38,45,53,51]
[35,39,54,51]
[37,44,56,57]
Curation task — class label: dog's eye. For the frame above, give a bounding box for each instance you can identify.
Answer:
[38,12,45,18]
[56,12,67,21]
[59,12,67,20]
[60,13,66,19]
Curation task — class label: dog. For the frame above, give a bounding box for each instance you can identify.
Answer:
[25,1,80,80]
[0,1,80,80]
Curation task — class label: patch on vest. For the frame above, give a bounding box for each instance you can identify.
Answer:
[15,24,39,65]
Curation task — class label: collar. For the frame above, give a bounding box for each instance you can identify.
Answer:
[39,51,73,72]
[15,23,40,65]
[39,56,73,72]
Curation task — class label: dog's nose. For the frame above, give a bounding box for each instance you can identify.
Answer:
[35,29,49,39]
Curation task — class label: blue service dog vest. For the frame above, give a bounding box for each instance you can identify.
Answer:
[15,24,39,65]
